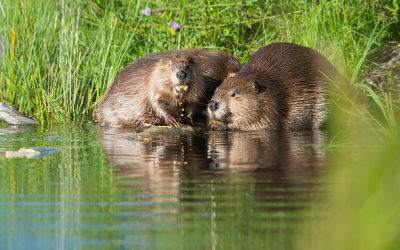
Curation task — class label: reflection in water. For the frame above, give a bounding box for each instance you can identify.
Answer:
[0,124,328,250]
[99,127,327,249]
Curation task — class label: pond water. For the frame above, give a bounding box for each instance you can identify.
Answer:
[0,123,329,250]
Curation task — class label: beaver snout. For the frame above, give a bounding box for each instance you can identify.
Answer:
[176,70,187,80]
[209,100,219,112]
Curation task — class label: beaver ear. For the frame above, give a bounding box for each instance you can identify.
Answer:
[188,57,195,65]
[253,81,261,93]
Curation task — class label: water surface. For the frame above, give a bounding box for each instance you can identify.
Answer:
[0,123,328,250]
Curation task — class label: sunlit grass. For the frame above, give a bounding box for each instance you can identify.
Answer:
[0,0,398,133]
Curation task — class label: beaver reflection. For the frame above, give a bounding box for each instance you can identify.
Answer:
[97,127,213,206]
[99,128,326,207]
[191,130,326,218]
[208,131,325,174]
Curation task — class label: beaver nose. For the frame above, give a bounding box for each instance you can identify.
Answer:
[209,100,219,112]
[176,70,187,80]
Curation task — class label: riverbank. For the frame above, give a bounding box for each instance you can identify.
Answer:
[0,0,398,128]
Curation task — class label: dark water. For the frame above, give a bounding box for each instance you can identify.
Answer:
[0,123,328,250]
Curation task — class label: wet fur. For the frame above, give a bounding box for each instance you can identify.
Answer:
[94,49,242,127]
[208,43,348,131]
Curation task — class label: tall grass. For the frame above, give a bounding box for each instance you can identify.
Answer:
[0,0,398,128]
[297,86,400,250]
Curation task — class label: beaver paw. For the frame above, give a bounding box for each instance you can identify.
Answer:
[209,123,219,131]
[166,116,180,127]
[182,116,195,127]
[208,121,226,131]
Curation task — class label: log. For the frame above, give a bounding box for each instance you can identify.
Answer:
[0,102,37,125]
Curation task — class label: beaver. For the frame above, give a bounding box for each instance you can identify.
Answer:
[94,49,242,127]
[208,42,348,131]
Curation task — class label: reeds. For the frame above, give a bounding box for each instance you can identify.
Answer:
[0,0,398,129]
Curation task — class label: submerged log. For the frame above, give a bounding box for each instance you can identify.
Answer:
[122,123,206,139]
[0,102,37,125]
[2,147,63,159]
[2,147,41,158]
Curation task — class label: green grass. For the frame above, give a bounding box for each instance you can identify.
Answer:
[1,2,400,248]
[0,0,398,129]
[297,98,400,250]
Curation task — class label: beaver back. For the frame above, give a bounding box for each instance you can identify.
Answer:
[209,43,347,130]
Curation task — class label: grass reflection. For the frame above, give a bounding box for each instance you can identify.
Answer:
[0,124,326,249]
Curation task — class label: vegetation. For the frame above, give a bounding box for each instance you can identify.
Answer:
[0,0,398,126]
[1,1,400,248]
[297,87,400,250]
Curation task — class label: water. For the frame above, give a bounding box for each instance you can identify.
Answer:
[0,123,328,250]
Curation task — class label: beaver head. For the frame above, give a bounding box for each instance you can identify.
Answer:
[160,53,200,95]
[208,76,284,131]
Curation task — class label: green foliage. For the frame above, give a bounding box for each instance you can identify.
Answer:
[297,114,400,250]
[394,0,400,19]
[0,0,398,127]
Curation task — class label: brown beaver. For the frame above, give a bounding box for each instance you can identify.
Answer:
[208,42,348,131]
[94,49,242,127]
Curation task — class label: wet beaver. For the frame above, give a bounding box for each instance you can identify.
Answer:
[94,49,241,127]
[208,42,348,131]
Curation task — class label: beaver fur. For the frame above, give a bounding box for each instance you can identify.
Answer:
[208,42,348,131]
[94,49,242,127]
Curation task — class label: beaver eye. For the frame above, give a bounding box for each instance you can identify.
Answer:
[230,93,236,97]
[168,64,171,67]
